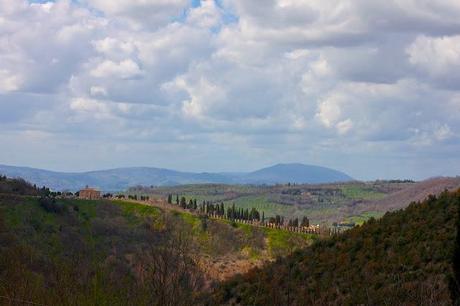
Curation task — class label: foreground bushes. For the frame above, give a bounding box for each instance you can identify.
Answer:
[39,196,66,214]
[0,197,205,306]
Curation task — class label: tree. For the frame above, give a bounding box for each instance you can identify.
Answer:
[143,215,204,305]
[292,218,299,227]
[301,216,310,227]
[176,194,179,205]
[180,196,186,209]
[275,215,281,225]
[167,194,172,204]
[193,199,197,210]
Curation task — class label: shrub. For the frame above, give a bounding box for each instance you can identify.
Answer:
[39,197,66,214]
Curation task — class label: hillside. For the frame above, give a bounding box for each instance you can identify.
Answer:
[134,178,460,226]
[0,192,311,305]
[0,175,43,196]
[359,176,460,212]
[0,163,352,191]
[212,189,460,305]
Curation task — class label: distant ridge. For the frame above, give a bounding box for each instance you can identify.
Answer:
[0,163,353,191]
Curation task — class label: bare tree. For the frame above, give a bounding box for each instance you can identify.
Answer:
[140,214,204,306]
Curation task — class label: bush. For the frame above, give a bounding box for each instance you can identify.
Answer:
[39,197,66,214]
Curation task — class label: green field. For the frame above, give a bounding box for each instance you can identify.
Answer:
[222,195,298,218]
[340,185,386,200]
[128,181,415,226]
[343,211,385,225]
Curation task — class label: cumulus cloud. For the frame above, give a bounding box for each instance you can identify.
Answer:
[407,34,460,87]
[0,0,460,179]
[90,59,143,79]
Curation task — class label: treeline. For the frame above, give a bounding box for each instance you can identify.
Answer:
[166,194,310,229]
[0,174,49,196]
[126,194,150,201]
[211,189,460,305]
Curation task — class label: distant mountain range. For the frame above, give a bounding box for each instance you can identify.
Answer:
[0,163,353,191]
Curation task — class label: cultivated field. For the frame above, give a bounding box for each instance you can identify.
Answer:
[128,177,460,225]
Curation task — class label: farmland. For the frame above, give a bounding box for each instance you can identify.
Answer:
[128,180,415,224]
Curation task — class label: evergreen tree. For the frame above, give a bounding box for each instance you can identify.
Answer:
[293,218,299,227]
[167,194,172,204]
[275,215,281,225]
[193,199,198,210]
[176,194,179,205]
[301,216,310,227]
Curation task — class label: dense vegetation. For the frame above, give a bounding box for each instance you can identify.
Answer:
[212,189,460,305]
[0,191,311,305]
[0,175,45,196]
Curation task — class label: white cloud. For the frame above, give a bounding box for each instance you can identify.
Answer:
[407,35,460,86]
[0,69,22,92]
[316,96,342,128]
[90,85,107,96]
[92,37,135,57]
[70,97,110,113]
[90,59,143,79]
[337,119,353,135]
[434,124,453,141]
[187,0,222,28]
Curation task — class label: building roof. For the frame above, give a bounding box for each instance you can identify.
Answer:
[80,187,100,192]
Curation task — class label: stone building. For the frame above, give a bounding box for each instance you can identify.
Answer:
[79,186,101,200]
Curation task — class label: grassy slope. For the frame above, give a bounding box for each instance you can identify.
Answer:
[212,189,460,305]
[340,185,386,200]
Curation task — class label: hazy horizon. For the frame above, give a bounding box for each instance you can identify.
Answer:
[1,0,460,181]
[0,161,455,182]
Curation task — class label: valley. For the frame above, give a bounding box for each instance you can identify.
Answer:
[128,177,460,225]
[0,176,314,304]
[0,174,459,305]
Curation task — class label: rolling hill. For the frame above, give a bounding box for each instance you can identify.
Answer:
[236,163,352,185]
[0,163,353,191]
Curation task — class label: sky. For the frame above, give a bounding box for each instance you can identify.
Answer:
[0,0,459,180]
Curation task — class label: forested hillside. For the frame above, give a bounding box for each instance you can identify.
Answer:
[0,184,311,305]
[0,175,43,196]
[212,189,460,305]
